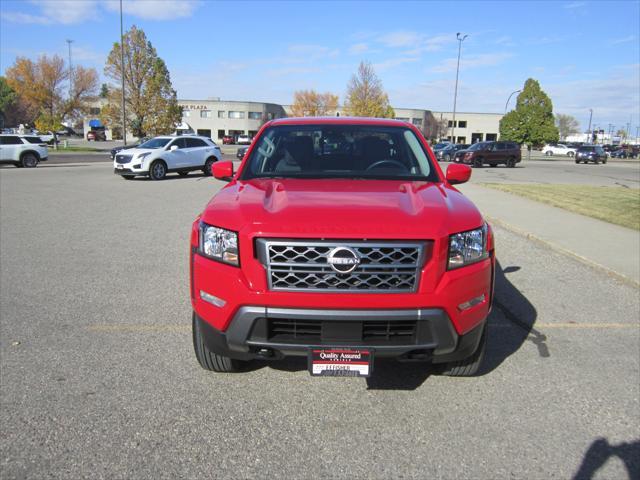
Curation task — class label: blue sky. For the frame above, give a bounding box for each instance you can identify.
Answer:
[1,0,639,131]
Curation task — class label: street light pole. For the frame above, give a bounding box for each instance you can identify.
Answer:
[66,39,73,99]
[504,89,521,114]
[120,0,127,145]
[451,32,468,144]
[587,109,593,143]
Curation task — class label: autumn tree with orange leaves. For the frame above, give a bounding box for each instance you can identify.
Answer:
[290,90,339,117]
[5,54,98,131]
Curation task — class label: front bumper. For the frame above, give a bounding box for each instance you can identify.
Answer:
[114,167,146,176]
[194,308,486,363]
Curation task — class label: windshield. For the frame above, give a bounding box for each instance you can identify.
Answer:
[241,124,439,181]
[468,142,489,151]
[138,138,171,149]
[433,143,450,149]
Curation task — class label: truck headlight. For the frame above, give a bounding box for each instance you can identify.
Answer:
[199,223,239,266]
[448,224,488,269]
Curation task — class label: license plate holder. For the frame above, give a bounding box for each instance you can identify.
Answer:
[308,347,373,377]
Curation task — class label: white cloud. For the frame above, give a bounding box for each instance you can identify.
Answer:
[379,31,422,48]
[563,1,586,9]
[378,31,452,54]
[2,1,98,24]
[608,35,636,46]
[372,57,419,72]
[431,53,513,73]
[348,43,369,55]
[103,0,200,20]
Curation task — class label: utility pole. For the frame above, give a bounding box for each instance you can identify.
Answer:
[66,39,73,98]
[120,0,127,145]
[451,32,468,144]
[608,123,613,144]
[587,109,593,143]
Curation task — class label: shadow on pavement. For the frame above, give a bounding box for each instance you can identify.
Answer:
[480,259,544,375]
[572,438,640,480]
[251,260,539,390]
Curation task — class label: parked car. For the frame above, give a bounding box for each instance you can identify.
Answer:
[191,117,495,378]
[0,134,49,168]
[575,145,607,164]
[222,135,235,145]
[113,135,222,180]
[542,144,576,157]
[237,134,252,145]
[110,137,151,160]
[87,129,106,141]
[461,141,521,167]
[236,146,248,159]
[610,148,630,159]
[435,143,470,162]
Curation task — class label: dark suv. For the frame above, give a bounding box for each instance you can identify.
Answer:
[575,145,607,164]
[461,141,521,168]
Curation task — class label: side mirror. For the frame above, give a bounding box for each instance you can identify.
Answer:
[446,164,471,185]
[213,161,234,181]
[169,145,178,151]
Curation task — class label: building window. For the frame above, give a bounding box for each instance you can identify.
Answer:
[228,111,245,119]
[458,120,467,128]
[486,133,497,141]
[89,107,100,115]
[218,111,225,118]
[447,120,453,128]
[412,118,423,127]
[217,129,225,139]
[200,110,212,118]
[248,112,262,120]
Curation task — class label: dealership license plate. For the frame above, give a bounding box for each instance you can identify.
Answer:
[116,165,124,169]
[309,348,373,377]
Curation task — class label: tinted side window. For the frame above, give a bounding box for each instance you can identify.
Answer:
[169,138,187,149]
[496,143,506,150]
[186,138,207,148]
[24,136,43,144]
[0,136,22,145]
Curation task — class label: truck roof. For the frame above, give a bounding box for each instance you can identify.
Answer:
[269,116,412,127]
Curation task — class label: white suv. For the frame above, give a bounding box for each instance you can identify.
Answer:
[113,135,222,180]
[0,134,49,168]
[542,144,576,157]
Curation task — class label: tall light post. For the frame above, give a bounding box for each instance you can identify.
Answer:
[608,123,613,144]
[587,109,593,143]
[450,32,468,143]
[504,89,521,114]
[66,39,73,98]
[120,0,127,145]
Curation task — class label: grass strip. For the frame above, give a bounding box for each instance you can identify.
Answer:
[481,183,640,230]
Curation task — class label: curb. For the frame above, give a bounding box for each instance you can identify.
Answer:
[485,215,640,288]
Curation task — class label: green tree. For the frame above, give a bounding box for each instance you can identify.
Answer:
[100,83,109,98]
[555,114,580,140]
[0,77,17,128]
[500,78,559,148]
[344,61,395,118]
[103,25,181,137]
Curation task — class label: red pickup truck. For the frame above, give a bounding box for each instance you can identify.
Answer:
[190,117,495,378]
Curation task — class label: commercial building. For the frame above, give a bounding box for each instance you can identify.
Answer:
[84,97,503,144]
[431,111,503,144]
[178,99,287,140]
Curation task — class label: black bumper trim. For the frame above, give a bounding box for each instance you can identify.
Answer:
[114,168,145,176]
[195,307,486,362]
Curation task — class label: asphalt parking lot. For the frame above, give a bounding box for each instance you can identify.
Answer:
[1,163,639,479]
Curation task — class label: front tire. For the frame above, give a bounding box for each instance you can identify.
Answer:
[203,157,216,176]
[568,152,575,157]
[473,158,483,168]
[21,153,39,168]
[149,160,167,180]
[192,313,245,373]
[441,323,487,377]
[545,151,553,156]
[444,154,451,162]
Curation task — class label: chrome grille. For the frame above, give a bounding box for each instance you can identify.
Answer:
[115,154,132,164]
[257,240,426,293]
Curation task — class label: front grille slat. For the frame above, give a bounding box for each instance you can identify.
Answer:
[116,154,133,164]
[267,319,417,342]
[262,240,425,293]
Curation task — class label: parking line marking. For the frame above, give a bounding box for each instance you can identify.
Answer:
[87,325,190,332]
[493,322,638,329]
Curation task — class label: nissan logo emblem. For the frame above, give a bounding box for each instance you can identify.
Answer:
[327,247,360,274]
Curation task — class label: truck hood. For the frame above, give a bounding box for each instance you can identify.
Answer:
[201,178,484,239]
